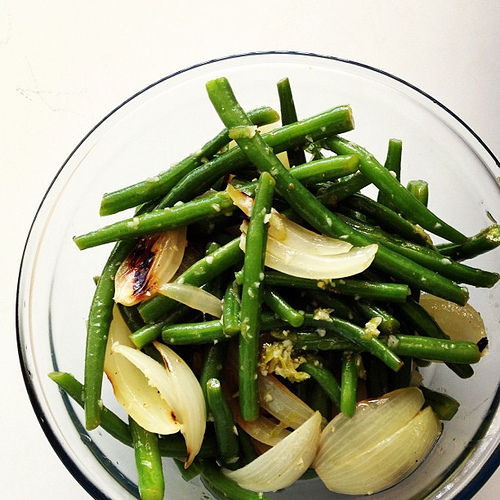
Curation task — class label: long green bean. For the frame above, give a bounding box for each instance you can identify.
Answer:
[75,190,235,250]
[238,172,276,421]
[297,361,341,409]
[129,417,165,500]
[340,352,359,417]
[84,239,134,430]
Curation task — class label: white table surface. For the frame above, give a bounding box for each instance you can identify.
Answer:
[2,1,499,498]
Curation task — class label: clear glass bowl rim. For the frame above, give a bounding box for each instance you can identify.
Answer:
[16,50,500,500]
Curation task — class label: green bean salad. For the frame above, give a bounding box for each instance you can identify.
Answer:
[50,76,498,499]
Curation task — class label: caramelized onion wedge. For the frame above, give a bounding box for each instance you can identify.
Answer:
[240,223,378,280]
[235,411,291,446]
[419,292,488,349]
[157,282,223,318]
[104,307,180,435]
[109,341,206,467]
[114,227,187,306]
[315,406,440,495]
[258,374,317,429]
[223,411,322,492]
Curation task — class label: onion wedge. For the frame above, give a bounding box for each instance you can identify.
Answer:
[114,227,187,306]
[107,337,206,467]
[104,307,180,435]
[227,183,353,256]
[258,374,318,430]
[223,411,322,492]
[157,282,223,318]
[315,387,440,495]
[240,222,378,280]
[234,410,291,446]
[419,292,488,349]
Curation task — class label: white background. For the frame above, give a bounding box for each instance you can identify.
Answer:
[2,1,499,498]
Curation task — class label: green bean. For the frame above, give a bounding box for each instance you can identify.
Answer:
[437,224,500,261]
[309,381,332,419]
[161,320,231,345]
[324,136,467,244]
[342,193,433,247]
[117,303,146,332]
[99,106,280,216]
[419,386,460,421]
[277,77,307,166]
[235,425,259,466]
[264,271,410,302]
[289,155,360,185]
[173,458,201,482]
[387,334,481,364]
[263,287,304,327]
[129,417,165,500]
[200,343,226,413]
[238,172,276,421]
[158,104,355,208]
[342,215,499,288]
[377,138,403,209]
[74,190,235,250]
[407,179,429,207]
[297,361,341,409]
[206,378,240,468]
[340,352,359,417]
[48,372,219,458]
[84,239,135,430]
[315,170,372,206]
[205,77,468,306]
[306,290,363,323]
[130,305,193,348]
[352,301,401,335]
[222,280,241,336]
[299,314,403,372]
[138,237,243,324]
[49,371,132,444]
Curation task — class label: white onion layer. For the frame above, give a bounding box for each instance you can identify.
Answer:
[223,411,322,492]
[316,406,440,495]
[258,374,317,430]
[419,292,487,346]
[314,387,440,495]
[104,307,180,435]
[157,282,223,318]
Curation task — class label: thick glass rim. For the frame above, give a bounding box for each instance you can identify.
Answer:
[16,50,500,500]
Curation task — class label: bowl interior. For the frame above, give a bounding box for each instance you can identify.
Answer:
[17,52,500,499]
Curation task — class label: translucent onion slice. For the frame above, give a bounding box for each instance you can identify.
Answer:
[157,282,223,318]
[240,224,378,280]
[153,341,207,467]
[110,342,206,467]
[104,307,180,435]
[258,374,317,430]
[419,292,488,348]
[315,406,440,495]
[269,211,353,255]
[227,184,353,256]
[314,387,425,465]
[235,411,291,446]
[114,227,187,306]
[223,411,322,492]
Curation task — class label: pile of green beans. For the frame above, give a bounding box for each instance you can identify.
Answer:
[50,75,498,499]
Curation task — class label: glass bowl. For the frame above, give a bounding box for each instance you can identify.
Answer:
[17,51,500,499]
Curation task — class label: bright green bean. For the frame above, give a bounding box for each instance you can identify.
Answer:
[340,352,359,417]
[297,361,341,409]
[129,417,165,500]
[263,287,304,327]
[74,190,235,250]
